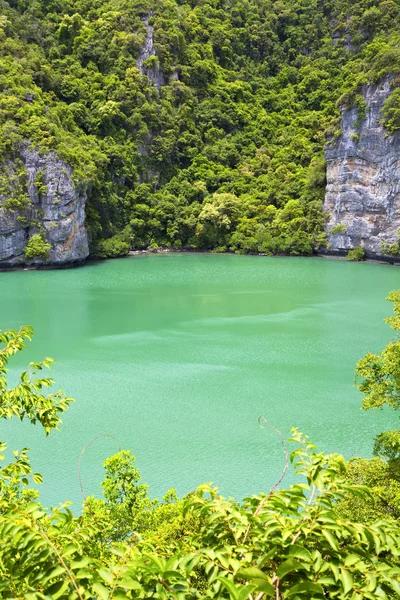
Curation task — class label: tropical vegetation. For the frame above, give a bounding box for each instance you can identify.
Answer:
[1,0,400,256]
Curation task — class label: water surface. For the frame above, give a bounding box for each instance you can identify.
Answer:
[0,254,399,507]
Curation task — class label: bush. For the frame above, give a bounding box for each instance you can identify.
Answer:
[24,234,51,259]
[381,238,400,256]
[382,87,400,133]
[329,223,347,234]
[96,235,130,258]
[336,457,400,523]
[346,246,365,261]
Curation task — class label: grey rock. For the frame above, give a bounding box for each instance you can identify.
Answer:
[0,147,89,267]
[137,16,165,90]
[324,78,400,257]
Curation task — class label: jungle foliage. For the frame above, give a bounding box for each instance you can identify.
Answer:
[1,0,400,256]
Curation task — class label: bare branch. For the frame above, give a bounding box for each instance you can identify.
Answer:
[77,433,121,503]
[242,417,289,544]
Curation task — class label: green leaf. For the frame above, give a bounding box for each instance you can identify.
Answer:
[42,565,65,583]
[286,581,325,596]
[44,580,69,599]
[98,567,114,584]
[341,570,353,595]
[237,584,258,600]
[277,558,305,580]
[217,576,239,599]
[93,582,109,600]
[63,543,79,556]
[33,473,43,484]
[162,570,186,582]
[317,576,335,585]
[365,573,378,592]
[75,568,93,580]
[236,567,274,594]
[70,557,89,569]
[254,580,275,595]
[236,567,269,581]
[120,578,142,590]
[31,509,45,519]
[321,529,339,551]
[344,554,360,567]
[288,545,312,562]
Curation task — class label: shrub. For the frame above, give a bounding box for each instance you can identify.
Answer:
[382,87,400,133]
[34,170,47,196]
[96,235,130,258]
[24,234,51,259]
[330,223,347,234]
[346,245,366,261]
[381,238,400,256]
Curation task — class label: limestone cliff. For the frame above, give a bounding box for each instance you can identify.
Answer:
[0,148,89,267]
[137,16,165,90]
[324,78,400,258]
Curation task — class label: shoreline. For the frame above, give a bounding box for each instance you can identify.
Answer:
[1,247,400,272]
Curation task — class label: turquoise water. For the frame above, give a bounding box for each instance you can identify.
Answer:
[0,254,399,508]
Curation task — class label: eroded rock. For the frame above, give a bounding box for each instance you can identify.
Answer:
[0,147,89,267]
[137,16,165,90]
[324,78,400,258]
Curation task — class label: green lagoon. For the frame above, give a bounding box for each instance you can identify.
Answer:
[0,254,399,507]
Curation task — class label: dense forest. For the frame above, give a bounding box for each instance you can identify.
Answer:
[2,0,400,257]
[1,292,400,598]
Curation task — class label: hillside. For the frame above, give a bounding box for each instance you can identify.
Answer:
[1,0,400,263]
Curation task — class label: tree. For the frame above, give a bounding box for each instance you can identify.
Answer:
[356,291,400,409]
[82,450,157,545]
[0,326,72,433]
[196,192,241,248]
[356,291,400,470]
[333,291,400,523]
[357,287,400,463]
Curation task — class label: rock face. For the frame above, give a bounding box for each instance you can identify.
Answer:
[137,16,165,90]
[0,148,89,267]
[324,78,400,258]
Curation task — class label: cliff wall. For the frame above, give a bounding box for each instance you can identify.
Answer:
[137,16,165,90]
[324,79,400,258]
[0,148,89,268]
